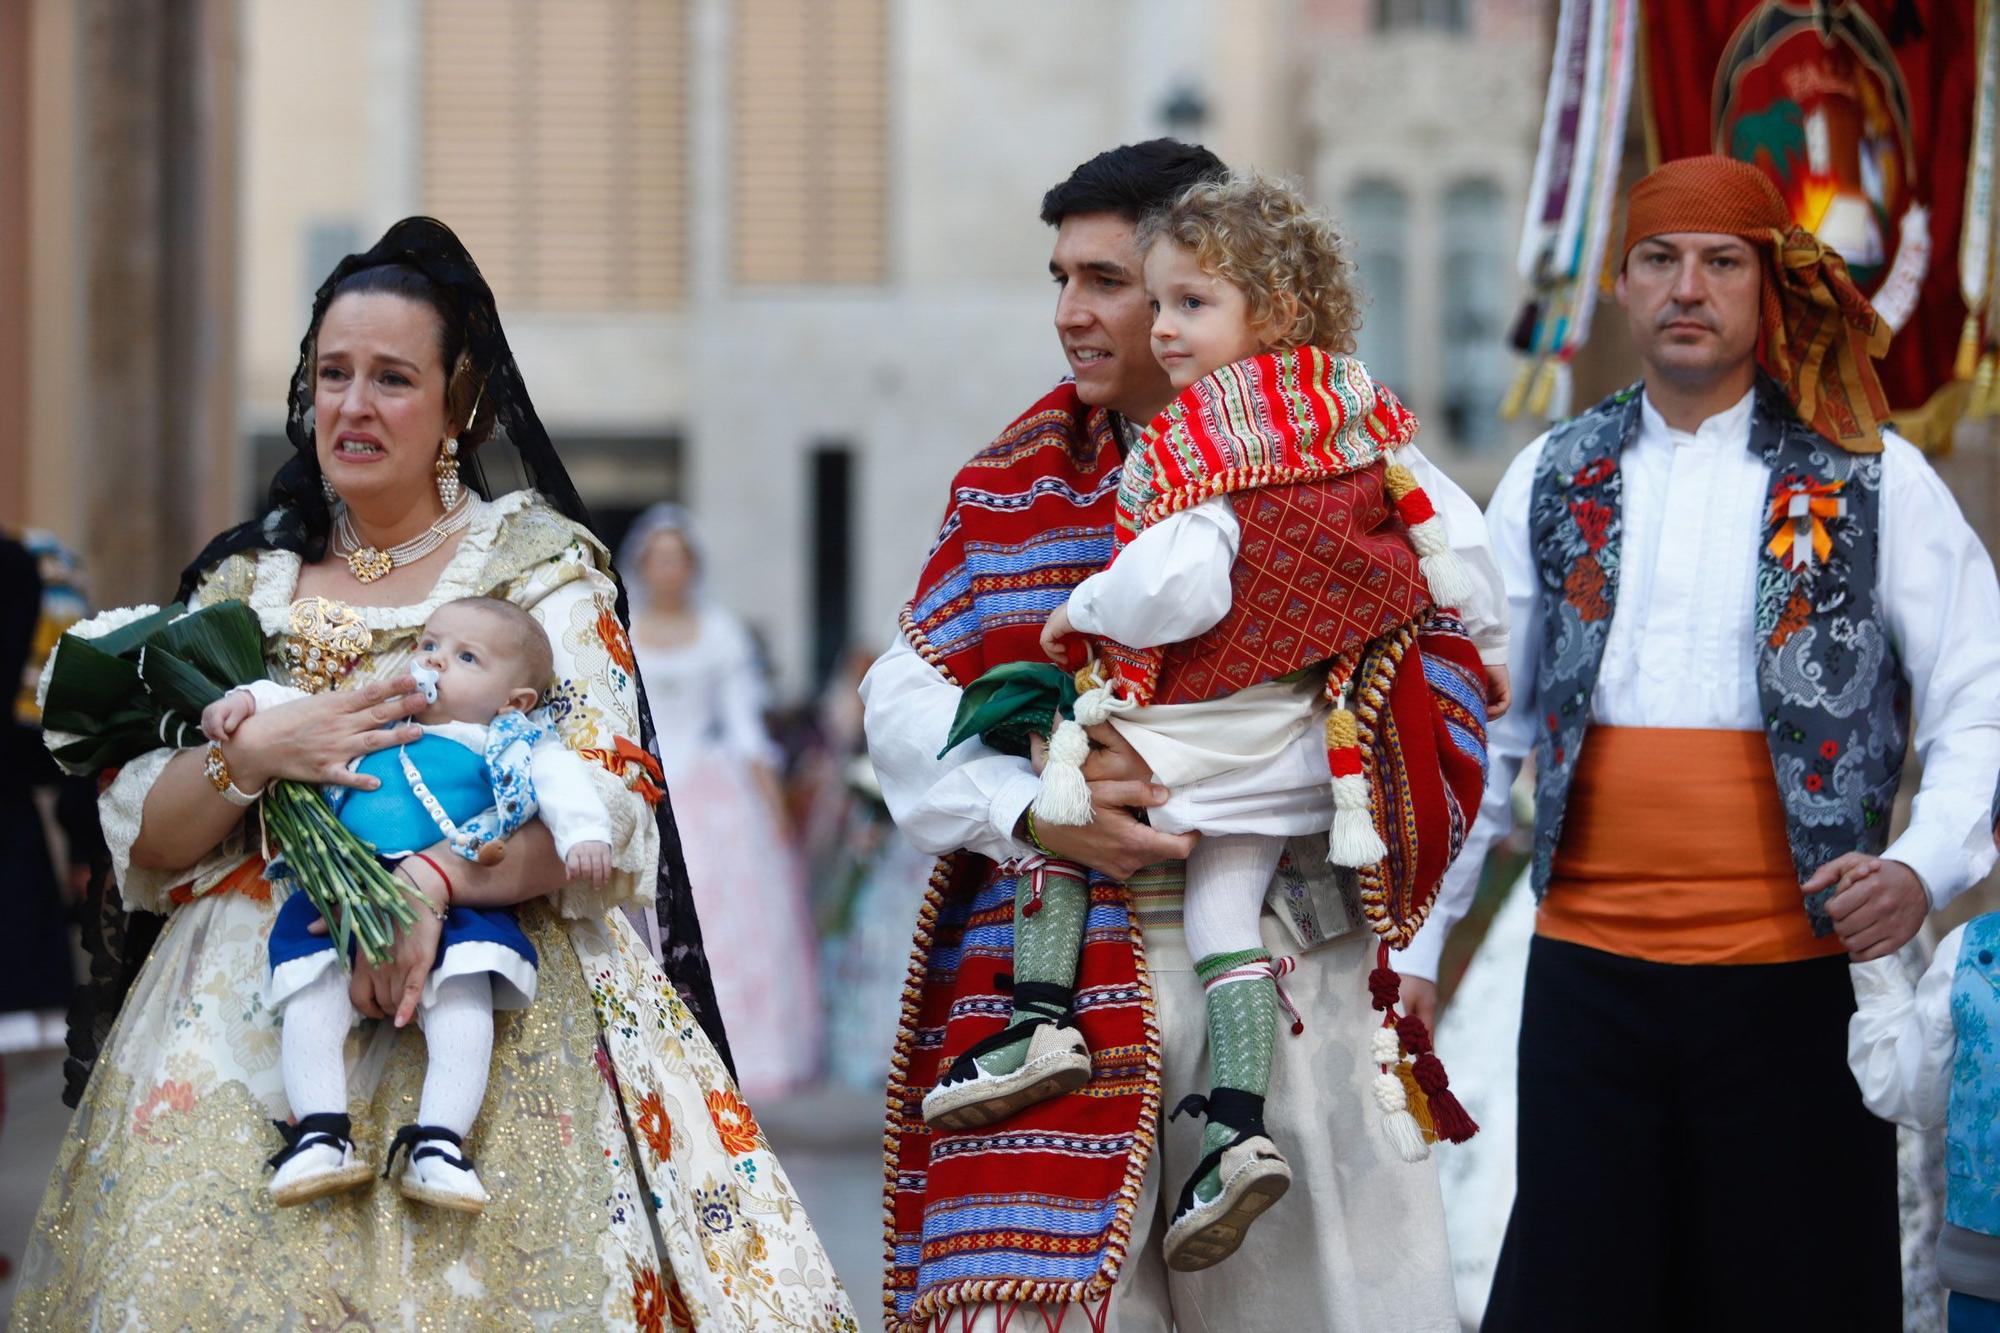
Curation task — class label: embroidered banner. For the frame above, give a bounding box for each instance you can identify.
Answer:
[1642,0,1988,446]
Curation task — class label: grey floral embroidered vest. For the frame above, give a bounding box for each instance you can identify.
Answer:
[1526,378,1908,934]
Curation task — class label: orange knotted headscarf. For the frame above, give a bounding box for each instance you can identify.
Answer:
[1623,155,1892,454]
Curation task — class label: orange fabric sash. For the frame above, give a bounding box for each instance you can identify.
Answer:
[166,853,271,908]
[1536,727,1846,965]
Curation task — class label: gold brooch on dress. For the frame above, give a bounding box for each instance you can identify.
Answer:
[285,597,371,693]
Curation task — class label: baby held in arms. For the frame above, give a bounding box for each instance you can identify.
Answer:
[203,596,612,1213]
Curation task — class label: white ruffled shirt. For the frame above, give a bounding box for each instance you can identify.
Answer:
[862,440,1505,860]
[1847,926,1964,1132]
[1400,390,2000,982]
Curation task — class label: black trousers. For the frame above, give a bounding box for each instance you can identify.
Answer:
[1483,935,1901,1333]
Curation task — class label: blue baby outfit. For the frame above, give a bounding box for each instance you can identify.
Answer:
[266,725,543,1010]
[329,735,493,857]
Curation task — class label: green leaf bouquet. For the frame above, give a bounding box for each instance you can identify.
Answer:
[39,599,423,964]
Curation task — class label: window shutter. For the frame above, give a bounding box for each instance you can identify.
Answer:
[423,0,687,310]
[732,0,887,285]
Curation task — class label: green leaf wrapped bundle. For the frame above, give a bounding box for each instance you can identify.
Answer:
[39,599,422,964]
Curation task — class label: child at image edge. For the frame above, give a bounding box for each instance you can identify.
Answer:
[1848,794,2000,1330]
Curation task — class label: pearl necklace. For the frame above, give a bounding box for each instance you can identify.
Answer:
[333,494,474,583]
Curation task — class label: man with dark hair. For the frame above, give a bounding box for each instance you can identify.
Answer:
[863,140,1468,1333]
[1038,137,1233,228]
[1405,155,2000,1329]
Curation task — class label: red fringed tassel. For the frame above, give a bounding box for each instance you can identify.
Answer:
[1408,1051,1479,1144]
[1379,944,1478,1143]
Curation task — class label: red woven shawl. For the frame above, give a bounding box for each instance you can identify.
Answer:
[889,383,1158,1332]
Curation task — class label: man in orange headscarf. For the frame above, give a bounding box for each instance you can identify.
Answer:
[1624,153,1894,452]
[1403,155,2000,1327]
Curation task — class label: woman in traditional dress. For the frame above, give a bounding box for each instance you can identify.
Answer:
[11,219,857,1331]
[620,507,820,1099]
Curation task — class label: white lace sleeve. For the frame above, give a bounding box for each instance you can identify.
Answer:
[507,542,661,919]
[100,750,179,913]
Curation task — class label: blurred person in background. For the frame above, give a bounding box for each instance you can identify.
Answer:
[802,644,938,1091]
[3,531,98,1042]
[621,503,820,1099]
[0,530,98,1285]
[12,219,855,1330]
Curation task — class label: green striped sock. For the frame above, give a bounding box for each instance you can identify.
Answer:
[1191,948,1276,1203]
[976,870,1088,1076]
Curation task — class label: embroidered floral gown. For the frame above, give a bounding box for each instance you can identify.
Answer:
[11,492,857,1332]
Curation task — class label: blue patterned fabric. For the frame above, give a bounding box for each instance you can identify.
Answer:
[447,709,549,861]
[323,714,554,864]
[1950,914,2000,1238]
[1525,377,1906,934]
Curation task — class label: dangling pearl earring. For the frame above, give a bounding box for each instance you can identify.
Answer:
[321,475,337,503]
[436,437,462,510]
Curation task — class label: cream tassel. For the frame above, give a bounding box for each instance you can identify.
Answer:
[1032,717,1095,826]
[1383,463,1475,608]
[1330,774,1388,866]
[1371,1029,1430,1162]
[1373,1070,1431,1163]
[1324,707,1387,867]
[1072,683,1116,728]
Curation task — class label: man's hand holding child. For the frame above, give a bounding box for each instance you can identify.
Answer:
[1484,664,1511,721]
[1038,603,1077,666]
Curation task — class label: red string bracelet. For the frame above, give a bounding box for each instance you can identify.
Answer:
[409,851,454,906]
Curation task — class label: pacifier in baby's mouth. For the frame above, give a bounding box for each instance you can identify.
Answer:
[409,661,440,704]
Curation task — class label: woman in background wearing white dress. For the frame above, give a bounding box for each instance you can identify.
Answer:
[622,505,820,1099]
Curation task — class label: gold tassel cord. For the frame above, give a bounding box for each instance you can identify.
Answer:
[1499,360,1535,421]
[1395,1060,1438,1143]
[1527,359,1560,418]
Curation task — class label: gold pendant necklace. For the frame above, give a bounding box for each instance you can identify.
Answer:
[334,495,473,584]
[346,546,395,583]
